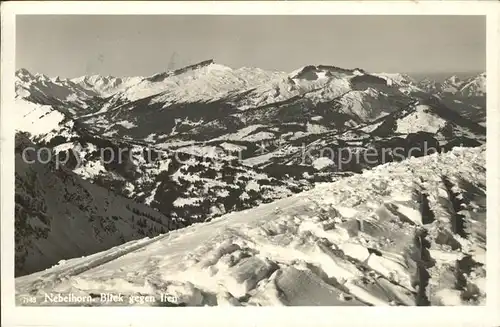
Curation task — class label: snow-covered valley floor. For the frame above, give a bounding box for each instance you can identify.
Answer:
[15,146,486,306]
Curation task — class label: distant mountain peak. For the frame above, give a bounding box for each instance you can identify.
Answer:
[15,68,35,83]
[169,59,222,75]
[144,59,220,83]
[175,59,215,70]
[289,64,357,80]
[16,68,33,76]
[445,75,461,85]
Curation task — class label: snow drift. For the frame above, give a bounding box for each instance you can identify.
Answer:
[16,146,486,306]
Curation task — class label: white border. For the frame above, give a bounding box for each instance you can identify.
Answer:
[1,2,499,327]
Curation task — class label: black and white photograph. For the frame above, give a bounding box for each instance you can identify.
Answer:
[1,3,498,321]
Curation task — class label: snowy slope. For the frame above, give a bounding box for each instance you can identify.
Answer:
[439,73,486,97]
[394,104,448,134]
[441,75,463,94]
[148,65,285,108]
[459,73,486,97]
[16,146,486,306]
[15,134,184,277]
[15,98,67,137]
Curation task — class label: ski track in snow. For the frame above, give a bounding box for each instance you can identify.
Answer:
[16,146,486,307]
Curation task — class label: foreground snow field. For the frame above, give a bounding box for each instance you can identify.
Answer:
[15,146,486,306]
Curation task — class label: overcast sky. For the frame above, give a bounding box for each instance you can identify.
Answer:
[16,15,485,78]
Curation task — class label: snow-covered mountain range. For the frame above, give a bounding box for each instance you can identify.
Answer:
[14,60,487,305]
[415,73,486,125]
[417,73,486,97]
